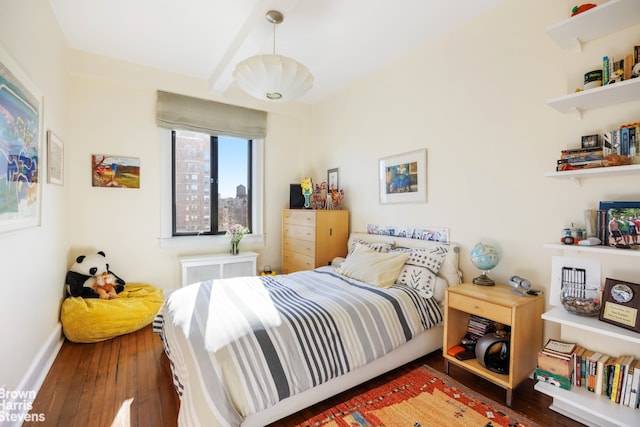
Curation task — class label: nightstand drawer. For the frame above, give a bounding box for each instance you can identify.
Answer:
[448,292,511,325]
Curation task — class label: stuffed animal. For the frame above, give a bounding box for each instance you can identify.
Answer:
[65,251,125,298]
[93,272,119,299]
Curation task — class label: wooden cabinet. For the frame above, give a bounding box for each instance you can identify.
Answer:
[443,283,544,407]
[281,209,349,274]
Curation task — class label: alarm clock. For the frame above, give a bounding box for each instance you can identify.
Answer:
[475,332,510,374]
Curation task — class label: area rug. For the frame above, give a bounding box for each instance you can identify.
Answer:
[296,365,540,427]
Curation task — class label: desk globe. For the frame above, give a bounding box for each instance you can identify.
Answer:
[470,242,499,286]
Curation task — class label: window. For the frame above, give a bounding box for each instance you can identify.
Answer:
[172,130,252,236]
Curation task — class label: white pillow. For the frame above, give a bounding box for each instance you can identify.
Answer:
[348,239,393,256]
[336,251,408,288]
[393,246,449,298]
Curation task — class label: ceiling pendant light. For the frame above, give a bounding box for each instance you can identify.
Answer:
[233,10,313,101]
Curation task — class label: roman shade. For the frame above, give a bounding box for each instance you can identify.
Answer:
[156,91,267,139]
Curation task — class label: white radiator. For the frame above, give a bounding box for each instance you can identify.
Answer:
[178,252,258,287]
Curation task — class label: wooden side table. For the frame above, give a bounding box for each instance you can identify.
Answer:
[443,283,544,406]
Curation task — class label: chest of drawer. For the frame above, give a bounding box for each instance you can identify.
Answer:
[283,223,315,241]
[283,236,315,257]
[282,251,315,271]
[283,210,316,226]
[448,292,512,325]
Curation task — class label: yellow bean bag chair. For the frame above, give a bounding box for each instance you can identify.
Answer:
[61,283,163,343]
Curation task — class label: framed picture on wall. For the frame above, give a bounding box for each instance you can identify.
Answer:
[379,149,427,204]
[92,154,141,188]
[0,43,44,233]
[47,130,64,185]
[327,168,339,191]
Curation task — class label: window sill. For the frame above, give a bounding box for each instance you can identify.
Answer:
[158,234,264,250]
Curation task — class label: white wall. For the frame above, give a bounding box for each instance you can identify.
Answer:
[309,0,640,350]
[66,51,312,289]
[0,0,70,391]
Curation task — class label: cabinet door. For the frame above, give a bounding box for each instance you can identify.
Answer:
[315,210,349,267]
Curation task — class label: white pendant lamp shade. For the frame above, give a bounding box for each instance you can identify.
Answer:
[233,54,313,101]
[233,10,313,101]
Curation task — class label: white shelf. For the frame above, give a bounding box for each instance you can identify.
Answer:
[534,382,639,427]
[542,306,640,345]
[544,242,640,257]
[546,78,640,116]
[544,164,640,180]
[545,0,640,50]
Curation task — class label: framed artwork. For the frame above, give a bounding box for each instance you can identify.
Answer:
[379,149,427,204]
[0,43,43,233]
[47,130,64,185]
[327,168,339,191]
[92,154,141,188]
[599,278,640,333]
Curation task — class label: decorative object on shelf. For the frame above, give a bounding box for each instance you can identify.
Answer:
[571,4,597,16]
[225,224,249,255]
[583,69,602,90]
[378,149,427,204]
[300,177,313,208]
[470,242,499,286]
[560,265,601,316]
[599,278,640,333]
[233,10,313,102]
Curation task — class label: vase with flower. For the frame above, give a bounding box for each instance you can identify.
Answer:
[301,177,313,209]
[225,224,250,255]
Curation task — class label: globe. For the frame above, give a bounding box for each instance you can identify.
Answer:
[470,242,500,286]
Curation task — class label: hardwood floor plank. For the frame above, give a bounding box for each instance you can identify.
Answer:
[27,325,584,427]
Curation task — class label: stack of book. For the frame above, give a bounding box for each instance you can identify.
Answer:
[535,339,577,390]
[465,314,494,342]
[556,147,605,171]
[535,339,640,410]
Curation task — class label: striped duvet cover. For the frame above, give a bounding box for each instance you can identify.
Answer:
[154,266,443,427]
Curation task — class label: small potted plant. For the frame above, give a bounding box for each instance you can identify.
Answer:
[225,224,250,255]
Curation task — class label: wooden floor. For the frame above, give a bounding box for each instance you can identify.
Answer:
[26,325,584,427]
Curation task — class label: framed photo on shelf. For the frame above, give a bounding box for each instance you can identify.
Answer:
[599,278,640,333]
[581,134,600,149]
[379,149,427,204]
[327,168,339,191]
[47,130,64,185]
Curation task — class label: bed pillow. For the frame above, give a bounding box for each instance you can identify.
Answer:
[393,245,449,299]
[347,239,393,256]
[336,250,408,288]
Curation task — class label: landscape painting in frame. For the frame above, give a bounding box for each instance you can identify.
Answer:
[379,148,427,204]
[0,44,43,233]
[92,154,140,188]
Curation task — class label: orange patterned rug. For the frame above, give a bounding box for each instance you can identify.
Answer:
[296,365,540,427]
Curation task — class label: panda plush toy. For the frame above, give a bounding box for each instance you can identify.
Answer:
[65,251,125,298]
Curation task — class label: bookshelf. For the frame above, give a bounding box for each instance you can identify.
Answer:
[539,2,640,424]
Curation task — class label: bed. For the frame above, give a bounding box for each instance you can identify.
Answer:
[154,232,461,427]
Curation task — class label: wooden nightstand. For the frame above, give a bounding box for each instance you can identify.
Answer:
[443,283,544,406]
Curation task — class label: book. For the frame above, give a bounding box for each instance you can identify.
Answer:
[605,356,619,398]
[535,368,571,390]
[603,56,610,85]
[622,358,636,406]
[573,346,586,386]
[581,350,595,389]
[542,339,576,360]
[595,354,611,395]
[611,355,633,403]
[587,351,602,392]
[628,359,640,408]
[537,351,573,377]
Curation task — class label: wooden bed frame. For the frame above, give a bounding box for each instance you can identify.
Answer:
[242,231,460,426]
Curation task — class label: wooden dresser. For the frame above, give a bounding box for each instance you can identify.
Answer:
[282,209,349,273]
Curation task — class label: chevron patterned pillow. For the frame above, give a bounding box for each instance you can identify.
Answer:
[393,246,449,299]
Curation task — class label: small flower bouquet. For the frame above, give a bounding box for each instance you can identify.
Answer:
[225,224,250,243]
[226,224,249,254]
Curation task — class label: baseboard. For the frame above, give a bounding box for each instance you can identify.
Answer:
[2,323,64,427]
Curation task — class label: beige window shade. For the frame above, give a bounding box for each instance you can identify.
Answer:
[156,91,267,139]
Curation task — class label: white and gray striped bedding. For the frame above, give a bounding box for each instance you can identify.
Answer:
[154,266,443,427]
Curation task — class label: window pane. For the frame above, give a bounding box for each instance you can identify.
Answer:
[218,136,249,232]
[174,130,211,234]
